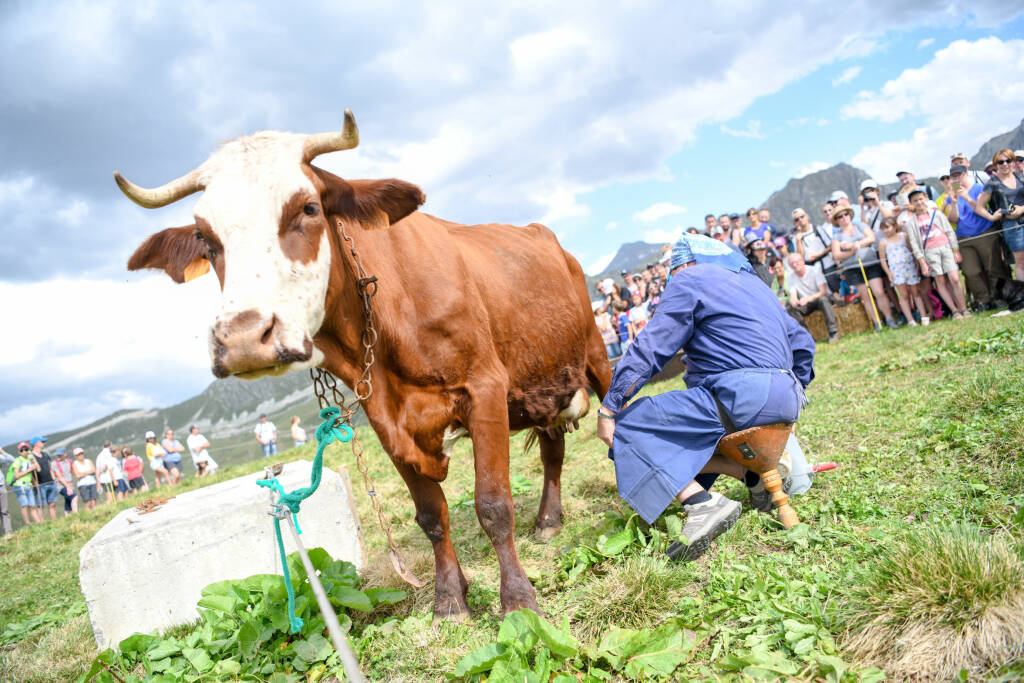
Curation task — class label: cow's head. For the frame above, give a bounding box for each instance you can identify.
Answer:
[118,110,424,379]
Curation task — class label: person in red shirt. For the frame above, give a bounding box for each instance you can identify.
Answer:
[121,446,148,494]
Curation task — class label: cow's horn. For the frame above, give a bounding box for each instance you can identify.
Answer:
[302,109,359,162]
[113,169,203,209]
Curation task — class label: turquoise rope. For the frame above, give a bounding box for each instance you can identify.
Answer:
[257,406,354,633]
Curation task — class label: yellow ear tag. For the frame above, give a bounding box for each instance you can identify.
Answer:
[363,207,391,231]
[183,257,211,282]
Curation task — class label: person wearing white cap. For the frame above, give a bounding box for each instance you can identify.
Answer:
[1014,150,1023,175]
[827,190,850,207]
[895,169,935,203]
[144,431,172,488]
[71,447,98,511]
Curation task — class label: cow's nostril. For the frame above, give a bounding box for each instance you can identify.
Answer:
[261,316,276,346]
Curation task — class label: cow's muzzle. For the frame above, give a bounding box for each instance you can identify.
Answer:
[210,310,312,378]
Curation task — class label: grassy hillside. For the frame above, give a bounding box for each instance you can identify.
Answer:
[2,314,1023,681]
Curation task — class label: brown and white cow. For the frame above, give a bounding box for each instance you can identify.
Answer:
[117,111,611,618]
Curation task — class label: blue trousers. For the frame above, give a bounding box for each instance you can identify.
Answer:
[610,369,802,523]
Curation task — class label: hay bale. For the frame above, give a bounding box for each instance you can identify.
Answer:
[804,302,873,340]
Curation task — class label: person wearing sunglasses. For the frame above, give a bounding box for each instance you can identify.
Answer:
[944,164,1006,311]
[977,149,1024,281]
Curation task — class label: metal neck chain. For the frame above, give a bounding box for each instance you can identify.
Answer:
[309,219,424,589]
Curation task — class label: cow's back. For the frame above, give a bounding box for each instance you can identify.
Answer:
[374,212,599,421]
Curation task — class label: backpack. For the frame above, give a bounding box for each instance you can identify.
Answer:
[6,457,24,486]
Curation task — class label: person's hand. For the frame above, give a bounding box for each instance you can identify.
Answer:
[919,260,930,278]
[596,412,615,448]
[954,250,963,265]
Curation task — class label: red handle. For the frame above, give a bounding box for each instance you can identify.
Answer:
[812,462,838,473]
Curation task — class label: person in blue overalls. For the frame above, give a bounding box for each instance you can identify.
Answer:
[596,233,816,561]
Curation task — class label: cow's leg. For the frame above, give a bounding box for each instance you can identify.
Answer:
[394,461,470,620]
[468,380,538,614]
[534,430,564,542]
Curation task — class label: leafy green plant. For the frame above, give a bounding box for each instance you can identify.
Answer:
[548,509,691,588]
[80,548,405,682]
[452,609,699,681]
[1,602,86,645]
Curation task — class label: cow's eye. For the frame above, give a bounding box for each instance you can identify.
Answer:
[196,231,218,259]
[303,203,319,217]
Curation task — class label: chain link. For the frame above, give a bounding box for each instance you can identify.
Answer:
[309,219,424,589]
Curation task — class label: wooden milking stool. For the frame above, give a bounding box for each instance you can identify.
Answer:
[715,422,799,528]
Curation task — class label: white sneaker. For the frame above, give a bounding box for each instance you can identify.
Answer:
[908,320,919,327]
[666,492,741,562]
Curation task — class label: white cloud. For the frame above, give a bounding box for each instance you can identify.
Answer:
[836,36,880,60]
[769,160,787,168]
[533,185,591,224]
[845,37,1024,179]
[797,161,829,177]
[0,391,154,445]
[0,274,219,379]
[832,66,862,87]
[721,120,765,139]
[0,273,221,442]
[586,252,616,275]
[643,227,681,244]
[3,2,1022,442]
[604,221,619,232]
[57,199,90,225]
[917,38,935,49]
[633,202,686,223]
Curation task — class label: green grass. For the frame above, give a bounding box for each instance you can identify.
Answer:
[3,314,1024,681]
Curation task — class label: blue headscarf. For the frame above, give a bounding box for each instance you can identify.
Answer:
[671,234,752,273]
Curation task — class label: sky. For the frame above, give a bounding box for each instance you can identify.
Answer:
[2,1,1024,444]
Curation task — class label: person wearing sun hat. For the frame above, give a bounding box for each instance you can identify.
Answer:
[595,233,814,562]
[144,431,172,488]
[830,204,898,329]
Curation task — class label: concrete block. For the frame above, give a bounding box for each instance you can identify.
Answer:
[79,460,364,648]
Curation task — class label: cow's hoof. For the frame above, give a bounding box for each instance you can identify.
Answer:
[502,600,542,616]
[432,606,472,625]
[534,523,561,543]
[500,579,539,615]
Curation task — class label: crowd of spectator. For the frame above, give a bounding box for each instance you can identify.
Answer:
[593,148,1024,357]
[1,412,315,534]
[0,425,220,533]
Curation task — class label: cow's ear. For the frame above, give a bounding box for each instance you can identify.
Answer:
[127,225,208,283]
[317,168,426,229]
[348,179,425,226]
